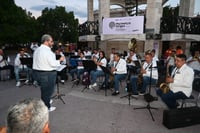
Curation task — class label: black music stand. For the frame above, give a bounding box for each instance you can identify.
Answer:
[99,66,112,96]
[120,67,137,106]
[81,60,97,92]
[52,65,66,104]
[134,65,158,121]
[20,58,33,86]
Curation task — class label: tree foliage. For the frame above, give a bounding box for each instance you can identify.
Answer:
[0,0,39,45]
[0,0,79,46]
[163,5,179,17]
[37,6,79,43]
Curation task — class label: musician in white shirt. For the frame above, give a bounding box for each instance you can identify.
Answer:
[33,34,65,112]
[131,51,158,96]
[70,51,86,81]
[89,51,107,89]
[111,53,127,96]
[186,50,200,75]
[157,54,194,109]
[14,48,31,87]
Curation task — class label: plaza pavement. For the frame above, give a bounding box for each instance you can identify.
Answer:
[0,78,199,133]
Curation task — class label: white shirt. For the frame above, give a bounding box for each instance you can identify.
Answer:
[97,58,107,71]
[33,45,61,71]
[56,52,66,65]
[187,56,200,71]
[14,53,30,69]
[84,51,92,56]
[125,54,138,66]
[142,60,158,79]
[113,58,127,74]
[30,43,39,51]
[169,64,194,97]
[0,55,8,67]
[152,56,159,62]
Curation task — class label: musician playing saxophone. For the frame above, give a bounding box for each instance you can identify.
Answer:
[157,54,194,109]
[131,51,158,96]
[111,53,127,96]
[125,49,138,74]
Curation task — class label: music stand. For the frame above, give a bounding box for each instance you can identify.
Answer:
[20,58,33,86]
[120,67,137,106]
[81,60,97,92]
[134,64,158,121]
[99,66,112,96]
[52,65,66,104]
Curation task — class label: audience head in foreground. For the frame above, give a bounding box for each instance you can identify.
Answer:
[7,98,49,133]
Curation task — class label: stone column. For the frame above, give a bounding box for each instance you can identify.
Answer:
[87,0,94,21]
[98,0,110,34]
[179,0,195,17]
[144,0,163,53]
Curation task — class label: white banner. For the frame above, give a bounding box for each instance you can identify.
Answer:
[103,16,144,35]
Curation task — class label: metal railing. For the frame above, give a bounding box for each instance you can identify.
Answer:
[78,21,99,36]
[160,16,200,34]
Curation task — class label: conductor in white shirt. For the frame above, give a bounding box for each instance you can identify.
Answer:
[33,34,65,112]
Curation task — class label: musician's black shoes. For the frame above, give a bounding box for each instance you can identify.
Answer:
[112,91,120,96]
[132,92,139,97]
[139,91,145,96]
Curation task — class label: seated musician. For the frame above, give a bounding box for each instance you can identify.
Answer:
[89,51,107,89]
[70,51,86,82]
[157,54,194,109]
[165,49,176,76]
[14,48,31,87]
[111,53,127,96]
[0,49,14,79]
[131,50,158,96]
[125,49,138,74]
[186,50,200,76]
[55,48,67,84]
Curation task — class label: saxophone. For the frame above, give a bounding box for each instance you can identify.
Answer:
[159,82,170,93]
[159,64,171,94]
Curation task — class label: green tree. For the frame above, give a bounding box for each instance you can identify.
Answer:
[37,6,79,43]
[0,0,39,46]
[163,5,179,17]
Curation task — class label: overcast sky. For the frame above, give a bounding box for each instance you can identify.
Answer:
[14,0,200,24]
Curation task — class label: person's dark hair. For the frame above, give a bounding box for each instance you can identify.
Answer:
[191,50,200,57]
[151,49,156,53]
[145,50,152,56]
[176,54,187,61]
[41,34,52,43]
[176,45,182,49]
[7,98,49,133]
[99,51,105,58]
[114,52,121,58]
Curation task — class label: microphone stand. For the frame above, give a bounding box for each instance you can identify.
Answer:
[134,63,158,121]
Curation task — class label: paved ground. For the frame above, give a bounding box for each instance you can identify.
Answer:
[0,78,200,133]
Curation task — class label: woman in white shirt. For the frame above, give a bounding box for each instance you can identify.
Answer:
[89,51,107,88]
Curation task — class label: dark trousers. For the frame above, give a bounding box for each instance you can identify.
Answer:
[157,89,188,109]
[35,70,57,109]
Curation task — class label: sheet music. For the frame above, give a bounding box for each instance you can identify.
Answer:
[57,65,66,72]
